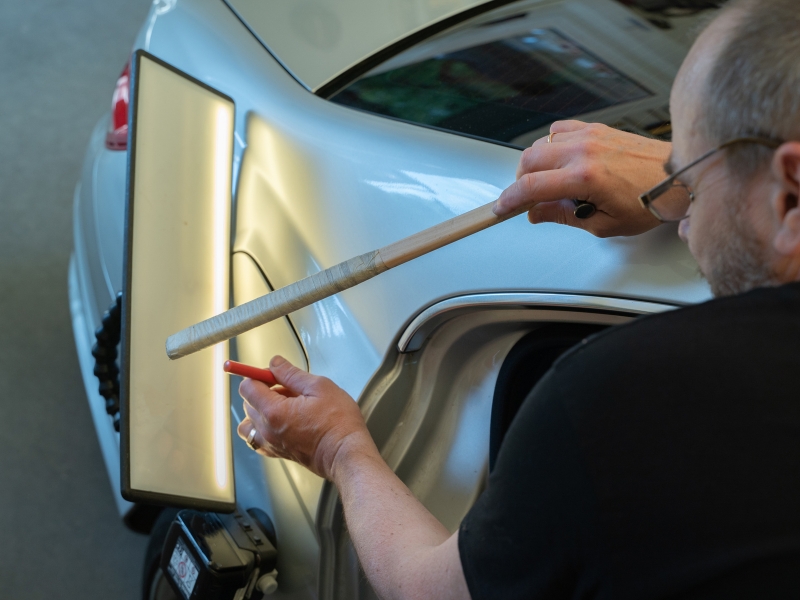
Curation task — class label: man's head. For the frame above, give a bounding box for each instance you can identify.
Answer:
[669,0,800,297]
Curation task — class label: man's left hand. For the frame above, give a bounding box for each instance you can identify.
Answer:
[236,355,375,480]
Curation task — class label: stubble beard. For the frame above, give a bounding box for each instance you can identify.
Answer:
[704,197,780,297]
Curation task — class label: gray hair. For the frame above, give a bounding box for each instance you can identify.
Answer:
[701,0,800,180]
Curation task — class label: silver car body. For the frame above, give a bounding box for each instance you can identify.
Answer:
[69,0,710,596]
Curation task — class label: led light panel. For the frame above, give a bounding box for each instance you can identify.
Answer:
[121,50,235,511]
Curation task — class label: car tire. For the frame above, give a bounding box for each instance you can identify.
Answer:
[142,508,180,600]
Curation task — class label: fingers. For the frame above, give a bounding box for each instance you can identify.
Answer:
[237,417,274,456]
[550,120,591,134]
[527,201,619,238]
[236,417,254,441]
[238,414,294,459]
[497,122,603,216]
[241,398,288,448]
[529,122,592,149]
[242,399,264,426]
[515,142,577,181]
[495,169,587,216]
[237,417,266,446]
[529,124,591,153]
[527,199,587,229]
[269,355,321,395]
[239,378,287,423]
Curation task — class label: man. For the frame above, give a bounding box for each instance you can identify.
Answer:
[237,1,800,597]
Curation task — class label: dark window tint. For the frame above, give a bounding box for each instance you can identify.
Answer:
[332,29,651,144]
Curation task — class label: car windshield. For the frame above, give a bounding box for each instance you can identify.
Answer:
[333,28,651,144]
[331,0,723,148]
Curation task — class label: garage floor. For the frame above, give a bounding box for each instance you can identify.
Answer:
[0,1,152,598]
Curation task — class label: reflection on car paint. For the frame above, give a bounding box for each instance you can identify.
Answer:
[365,171,502,215]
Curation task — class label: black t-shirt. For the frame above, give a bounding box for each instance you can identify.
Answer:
[459,282,800,599]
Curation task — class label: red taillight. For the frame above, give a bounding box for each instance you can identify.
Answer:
[105,60,130,151]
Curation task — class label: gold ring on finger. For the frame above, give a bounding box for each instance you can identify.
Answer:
[547,132,557,144]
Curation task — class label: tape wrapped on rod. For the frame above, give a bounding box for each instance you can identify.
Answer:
[166,250,387,359]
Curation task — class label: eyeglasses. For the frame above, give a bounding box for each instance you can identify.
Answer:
[638,136,783,222]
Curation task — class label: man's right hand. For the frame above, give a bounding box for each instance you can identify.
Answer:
[493,120,684,238]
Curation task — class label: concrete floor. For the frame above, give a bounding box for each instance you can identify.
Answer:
[0,1,152,598]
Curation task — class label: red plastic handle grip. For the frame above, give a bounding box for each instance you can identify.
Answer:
[223,360,277,386]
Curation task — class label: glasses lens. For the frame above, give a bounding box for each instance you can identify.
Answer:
[651,181,692,222]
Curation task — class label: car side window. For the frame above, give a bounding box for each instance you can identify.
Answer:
[330,0,722,148]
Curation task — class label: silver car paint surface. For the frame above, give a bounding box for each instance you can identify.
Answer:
[71,116,132,515]
[224,0,489,90]
[69,0,709,596]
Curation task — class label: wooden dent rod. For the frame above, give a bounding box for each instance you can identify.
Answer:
[166,199,525,360]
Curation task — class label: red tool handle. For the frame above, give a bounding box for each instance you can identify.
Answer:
[223,360,278,386]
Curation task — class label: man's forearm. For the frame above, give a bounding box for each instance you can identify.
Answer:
[331,436,470,600]
[236,359,471,599]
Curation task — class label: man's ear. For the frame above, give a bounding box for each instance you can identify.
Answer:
[771,142,800,255]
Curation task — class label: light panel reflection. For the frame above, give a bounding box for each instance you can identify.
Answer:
[365,170,501,215]
[213,105,234,491]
